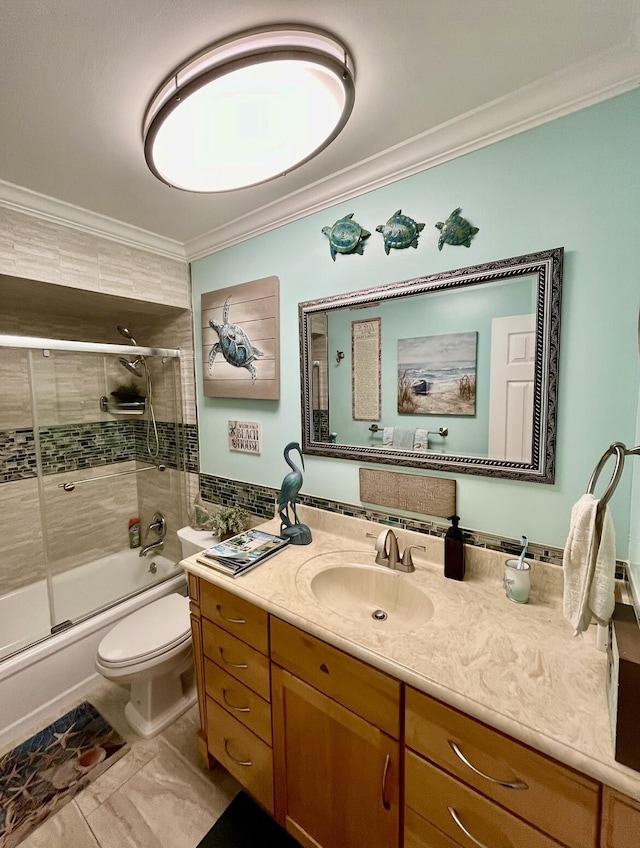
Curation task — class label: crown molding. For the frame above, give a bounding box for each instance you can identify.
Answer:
[185,40,640,261]
[0,179,186,260]
[0,38,638,265]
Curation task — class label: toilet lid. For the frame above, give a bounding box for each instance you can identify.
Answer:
[98,593,190,665]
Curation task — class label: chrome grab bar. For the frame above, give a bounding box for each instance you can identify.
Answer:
[58,463,166,491]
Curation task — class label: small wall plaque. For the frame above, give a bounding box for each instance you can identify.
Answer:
[228,420,261,454]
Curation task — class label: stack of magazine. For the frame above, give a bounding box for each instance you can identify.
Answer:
[196,528,289,578]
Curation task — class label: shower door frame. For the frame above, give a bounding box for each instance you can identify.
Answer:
[0,334,183,658]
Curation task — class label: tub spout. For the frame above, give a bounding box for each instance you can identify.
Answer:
[139,540,164,557]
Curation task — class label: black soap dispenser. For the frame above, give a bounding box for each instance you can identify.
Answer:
[444,515,465,581]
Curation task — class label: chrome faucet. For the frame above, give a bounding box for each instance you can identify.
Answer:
[139,511,166,557]
[139,539,164,558]
[367,529,425,573]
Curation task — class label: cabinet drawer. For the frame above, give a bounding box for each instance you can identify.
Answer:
[270,617,400,738]
[203,619,271,701]
[406,750,563,848]
[205,658,272,745]
[405,806,465,848]
[200,581,269,655]
[207,698,273,814]
[405,687,598,848]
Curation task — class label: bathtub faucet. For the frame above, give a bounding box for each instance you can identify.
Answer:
[139,539,164,558]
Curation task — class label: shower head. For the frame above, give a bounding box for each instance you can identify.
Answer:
[117,325,138,346]
[119,357,144,378]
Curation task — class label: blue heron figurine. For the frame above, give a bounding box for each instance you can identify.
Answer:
[277,442,312,545]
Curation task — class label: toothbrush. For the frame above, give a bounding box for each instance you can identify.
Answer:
[517,535,528,569]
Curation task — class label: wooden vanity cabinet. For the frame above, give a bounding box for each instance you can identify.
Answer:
[189,576,639,848]
[405,686,600,848]
[270,617,401,848]
[601,787,640,847]
[189,578,274,813]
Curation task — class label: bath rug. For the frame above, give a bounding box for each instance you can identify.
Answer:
[197,791,302,848]
[0,700,129,848]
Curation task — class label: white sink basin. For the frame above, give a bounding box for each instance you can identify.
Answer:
[309,562,434,629]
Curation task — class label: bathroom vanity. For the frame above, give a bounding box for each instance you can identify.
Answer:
[182,507,640,848]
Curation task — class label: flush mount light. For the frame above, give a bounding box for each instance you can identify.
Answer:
[143,26,355,193]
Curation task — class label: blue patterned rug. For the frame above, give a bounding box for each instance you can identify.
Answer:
[0,701,129,848]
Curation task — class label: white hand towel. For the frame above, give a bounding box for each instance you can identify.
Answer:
[413,428,430,452]
[562,493,616,635]
[391,428,415,450]
[382,427,394,447]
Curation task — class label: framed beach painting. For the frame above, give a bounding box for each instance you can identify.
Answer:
[397,331,477,416]
[201,276,280,400]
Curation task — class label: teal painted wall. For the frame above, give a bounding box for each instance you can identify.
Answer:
[325,277,534,453]
[191,90,640,557]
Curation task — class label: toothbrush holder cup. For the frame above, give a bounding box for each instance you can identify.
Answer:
[504,558,531,604]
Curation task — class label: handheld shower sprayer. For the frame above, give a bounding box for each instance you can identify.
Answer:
[115,323,159,462]
[117,325,138,346]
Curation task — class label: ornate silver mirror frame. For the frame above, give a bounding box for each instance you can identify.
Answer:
[299,247,563,483]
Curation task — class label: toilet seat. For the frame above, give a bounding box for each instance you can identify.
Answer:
[97,593,190,668]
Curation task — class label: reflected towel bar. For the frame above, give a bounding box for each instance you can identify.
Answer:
[368,424,449,438]
[58,463,166,492]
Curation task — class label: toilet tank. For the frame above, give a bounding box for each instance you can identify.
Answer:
[177,526,216,558]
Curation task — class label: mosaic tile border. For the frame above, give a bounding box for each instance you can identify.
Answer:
[0,420,196,480]
[198,471,627,578]
[38,421,137,474]
[0,428,37,482]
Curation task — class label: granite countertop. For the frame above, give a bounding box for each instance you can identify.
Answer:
[181,505,640,800]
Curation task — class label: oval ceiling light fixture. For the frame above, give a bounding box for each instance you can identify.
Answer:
[143,26,355,193]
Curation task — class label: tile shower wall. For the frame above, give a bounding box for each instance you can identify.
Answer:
[0,351,188,596]
[0,212,195,613]
[0,207,189,308]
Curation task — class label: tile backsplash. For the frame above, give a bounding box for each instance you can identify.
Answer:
[197,469,625,579]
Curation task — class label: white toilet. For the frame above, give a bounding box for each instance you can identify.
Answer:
[95,526,213,738]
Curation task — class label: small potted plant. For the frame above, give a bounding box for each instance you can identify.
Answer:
[212,506,251,541]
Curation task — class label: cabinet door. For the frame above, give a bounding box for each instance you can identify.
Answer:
[272,665,399,848]
[601,787,640,848]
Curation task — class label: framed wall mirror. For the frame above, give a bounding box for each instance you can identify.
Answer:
[299,247,563,483]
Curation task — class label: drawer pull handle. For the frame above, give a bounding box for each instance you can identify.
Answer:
[216,604,246,625]
[218,648,249,669]
[223,739,252,767]
[222,689,251,713]
[448,807,493,848]
[381,753,391,810]
[448,740,528,790]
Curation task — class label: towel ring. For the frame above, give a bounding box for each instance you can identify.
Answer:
[587,442,627,507]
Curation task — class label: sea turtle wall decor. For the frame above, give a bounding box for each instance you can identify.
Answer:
[435,207,479,250]
[322,214,370,261]
[375,210,425,254]
[208,298,263,381]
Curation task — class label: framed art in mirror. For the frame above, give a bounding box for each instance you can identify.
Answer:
[299,248,562,482]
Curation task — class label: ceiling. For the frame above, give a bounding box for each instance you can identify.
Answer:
[1,1,638,260]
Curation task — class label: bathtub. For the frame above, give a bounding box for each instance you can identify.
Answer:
[0,548,186,751]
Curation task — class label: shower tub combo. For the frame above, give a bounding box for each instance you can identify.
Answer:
[0,333,186,750]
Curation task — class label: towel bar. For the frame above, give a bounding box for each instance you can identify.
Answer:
[587,441,640,506]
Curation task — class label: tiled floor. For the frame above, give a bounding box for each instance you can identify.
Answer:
[6,680,240,848]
